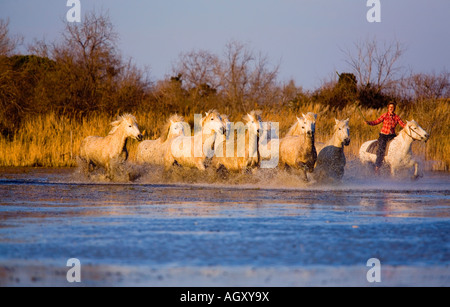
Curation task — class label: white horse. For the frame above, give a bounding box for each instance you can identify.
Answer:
[359,120,429,179]
[278,112,318,181]
[314,118,350,182]
[211,110,262,172]
[79,114,143,179]
[135,114,187,166]
[164,110,225,171]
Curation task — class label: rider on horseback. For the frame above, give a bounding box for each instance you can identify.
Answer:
[365,102,406,174]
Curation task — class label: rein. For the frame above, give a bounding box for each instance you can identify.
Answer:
[404,125,423,141]
[355,104,367,122]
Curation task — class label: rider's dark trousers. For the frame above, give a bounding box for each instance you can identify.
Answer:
[375,133,396,168]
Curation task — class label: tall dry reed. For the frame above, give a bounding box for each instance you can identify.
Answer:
[0,99,448,171]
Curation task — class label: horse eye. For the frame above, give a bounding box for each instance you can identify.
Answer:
[129,125,132,128]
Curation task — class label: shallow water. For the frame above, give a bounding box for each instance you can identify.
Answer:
[0,167,449,286]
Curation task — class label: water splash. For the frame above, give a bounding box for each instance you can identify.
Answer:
[71,157,450,193]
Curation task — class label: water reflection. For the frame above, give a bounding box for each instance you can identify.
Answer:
[358,191,450,218]
[0,168,449,286]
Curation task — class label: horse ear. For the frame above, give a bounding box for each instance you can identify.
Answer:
[335,118,339,125]
[170,120,174,125]
[302,113,306,119]
[296,116,301,122]
[111,119,120,127]
[345,118,350,123]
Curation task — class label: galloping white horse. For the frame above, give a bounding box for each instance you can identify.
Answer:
[79,114,143,179]
[164,110,225,171]
[278,112,318,181]
[135,114,187,166]
[359,120,429,179]
[211,110,262,172]
[314,118,350,182]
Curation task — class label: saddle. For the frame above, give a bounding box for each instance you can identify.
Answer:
[366,139,393,156]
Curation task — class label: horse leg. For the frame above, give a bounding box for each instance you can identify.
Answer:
[78,157,91,176]
[297,163,309,182]
[88,160,96,172]
[301,167,309,182]
[244,167,254,175]
[196,160,206,171]
[294,160,309,182]
[216,164,229,180]
[283,164,291,173]
[105,162,115,181]
[411,160,423,180]
[164,154,175,172]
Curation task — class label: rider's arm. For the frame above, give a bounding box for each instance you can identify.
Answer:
[366,113,385,126]
[396,116,407,128]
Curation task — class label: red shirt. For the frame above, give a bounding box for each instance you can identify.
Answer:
[368,112,406,135]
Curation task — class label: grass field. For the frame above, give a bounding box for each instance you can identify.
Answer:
[0,99,448,171]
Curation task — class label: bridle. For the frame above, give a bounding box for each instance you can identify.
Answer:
[404,124,424,141]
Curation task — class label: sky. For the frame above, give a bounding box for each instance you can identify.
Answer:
[1,0,449,90]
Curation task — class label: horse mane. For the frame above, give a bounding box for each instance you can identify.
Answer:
[160,114,184,142]
[243,110,263,123]
[304,112,317,122]
[334,118,349,130]
[109,114,137,135]
[206,109,221,117]
[201,109,222,125]
[286,112,316,136]
[221,114,230,123]
[286,121,300,136]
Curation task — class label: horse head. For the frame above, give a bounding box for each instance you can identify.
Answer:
[169,120,186,139]
[165,114,186,139]
[244,110,263,137]
[202,110,225,135]
[110,114,143,141]
[221,114,232,139]
[296,112,317,138]
[335,118,350,146]
[406,120,430,142]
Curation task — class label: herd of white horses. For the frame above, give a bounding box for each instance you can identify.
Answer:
[79,110,430,182]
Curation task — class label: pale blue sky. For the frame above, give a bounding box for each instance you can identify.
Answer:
[1,0,449,89]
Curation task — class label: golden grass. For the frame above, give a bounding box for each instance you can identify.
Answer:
[0,99,448,171]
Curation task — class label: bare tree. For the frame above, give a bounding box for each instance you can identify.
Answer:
[45,11,123,111]
[408,71,450,100]
[0,19,22,56]
[26,11,149,114]
[343,37,405,92]
[171,41,280,111]
[389,70,450,101]
[217,41,279,110]
[174,50,220,90]
[60,11,120,81]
